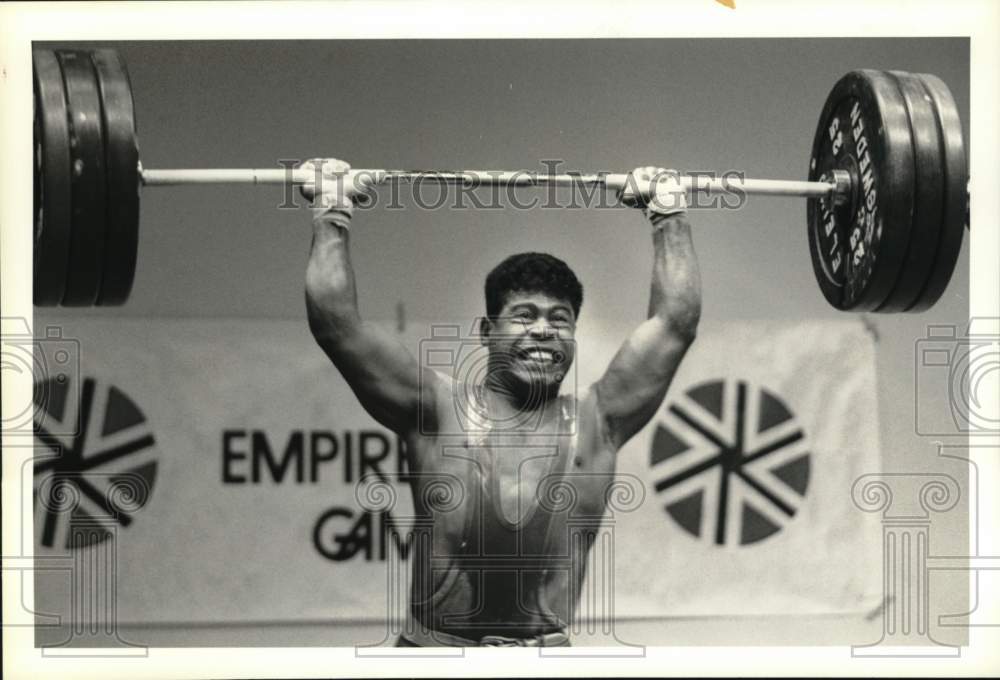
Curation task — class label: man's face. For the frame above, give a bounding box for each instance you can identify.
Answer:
[482,291,576,396]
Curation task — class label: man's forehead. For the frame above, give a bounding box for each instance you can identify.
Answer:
[502,291,573,310]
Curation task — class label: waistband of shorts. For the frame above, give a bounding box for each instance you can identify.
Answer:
[401,616,569,647]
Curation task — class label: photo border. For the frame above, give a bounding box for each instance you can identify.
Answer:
[2,1,998,677]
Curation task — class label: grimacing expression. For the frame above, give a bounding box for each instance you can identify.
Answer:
[481,291,576,391]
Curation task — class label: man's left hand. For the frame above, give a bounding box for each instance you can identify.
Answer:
[619,166,688,217]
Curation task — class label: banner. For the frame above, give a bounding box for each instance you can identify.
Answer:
[29,315,881,625]
[580,320,884,617]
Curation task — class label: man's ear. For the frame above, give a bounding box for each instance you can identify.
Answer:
[479,316,492,346]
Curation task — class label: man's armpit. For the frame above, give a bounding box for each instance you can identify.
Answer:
[578,384,618,455]
[417,370,456,436]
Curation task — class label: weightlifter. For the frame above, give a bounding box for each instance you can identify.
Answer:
[300,159,701,647]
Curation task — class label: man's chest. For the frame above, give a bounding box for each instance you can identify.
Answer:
[412,432,614,526]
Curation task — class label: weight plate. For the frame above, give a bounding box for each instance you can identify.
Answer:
[907,73,967,312]
[875,71,945,312]
[58,50,107,307]
[32,50,73,306]
[91,49,139,306]
[33,96,40,247]
[807,70,915,311]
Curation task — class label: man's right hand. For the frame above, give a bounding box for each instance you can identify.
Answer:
[298,158,385,219]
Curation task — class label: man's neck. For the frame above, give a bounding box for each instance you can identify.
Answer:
[481,377,561,431]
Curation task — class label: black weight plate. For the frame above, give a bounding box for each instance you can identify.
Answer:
[32,50,73,306]
[33,95,39,248]
[807,70,915,311]
[907,73,967,312]
[91,49,139,306]
[875,71,945,312]
[58,50,107,307]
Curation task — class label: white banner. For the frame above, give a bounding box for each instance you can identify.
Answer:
[29,316,881,625]
[592,320,883,617]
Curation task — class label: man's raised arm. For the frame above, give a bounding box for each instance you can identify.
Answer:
[302,158,439,437]
[594,166,702,451]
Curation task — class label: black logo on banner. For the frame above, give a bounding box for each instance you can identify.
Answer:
[33,377,158,549]
[649,379,810,546]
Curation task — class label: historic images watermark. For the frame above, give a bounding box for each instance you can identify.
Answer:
[914,317,999,437]
[851,471,962,657]
[851,441,1000,659]
[1,318,149,656]
[2,317,79,438]
[275,159,750,213]
[351,470,647,657]
[352,317,645,655]
[417,321,578,438]
[850,319,1000,657]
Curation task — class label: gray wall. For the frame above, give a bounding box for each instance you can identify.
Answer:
[39,38,970,646]
[53,37,970,470]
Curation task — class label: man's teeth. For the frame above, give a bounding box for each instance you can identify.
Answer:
[524,350,556,362]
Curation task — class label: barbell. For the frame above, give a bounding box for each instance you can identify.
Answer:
[32,48,969,312]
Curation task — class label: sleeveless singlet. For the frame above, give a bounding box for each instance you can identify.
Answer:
[409,389,597,640]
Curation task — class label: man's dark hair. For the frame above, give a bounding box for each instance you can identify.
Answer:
[484,252,584,320]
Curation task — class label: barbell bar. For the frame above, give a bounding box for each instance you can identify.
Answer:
[138,167,838,199]
[32,48,969,313]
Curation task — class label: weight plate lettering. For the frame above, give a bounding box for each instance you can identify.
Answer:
[807,70,916,311]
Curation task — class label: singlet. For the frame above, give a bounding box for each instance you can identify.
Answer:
[409,389,605,640]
